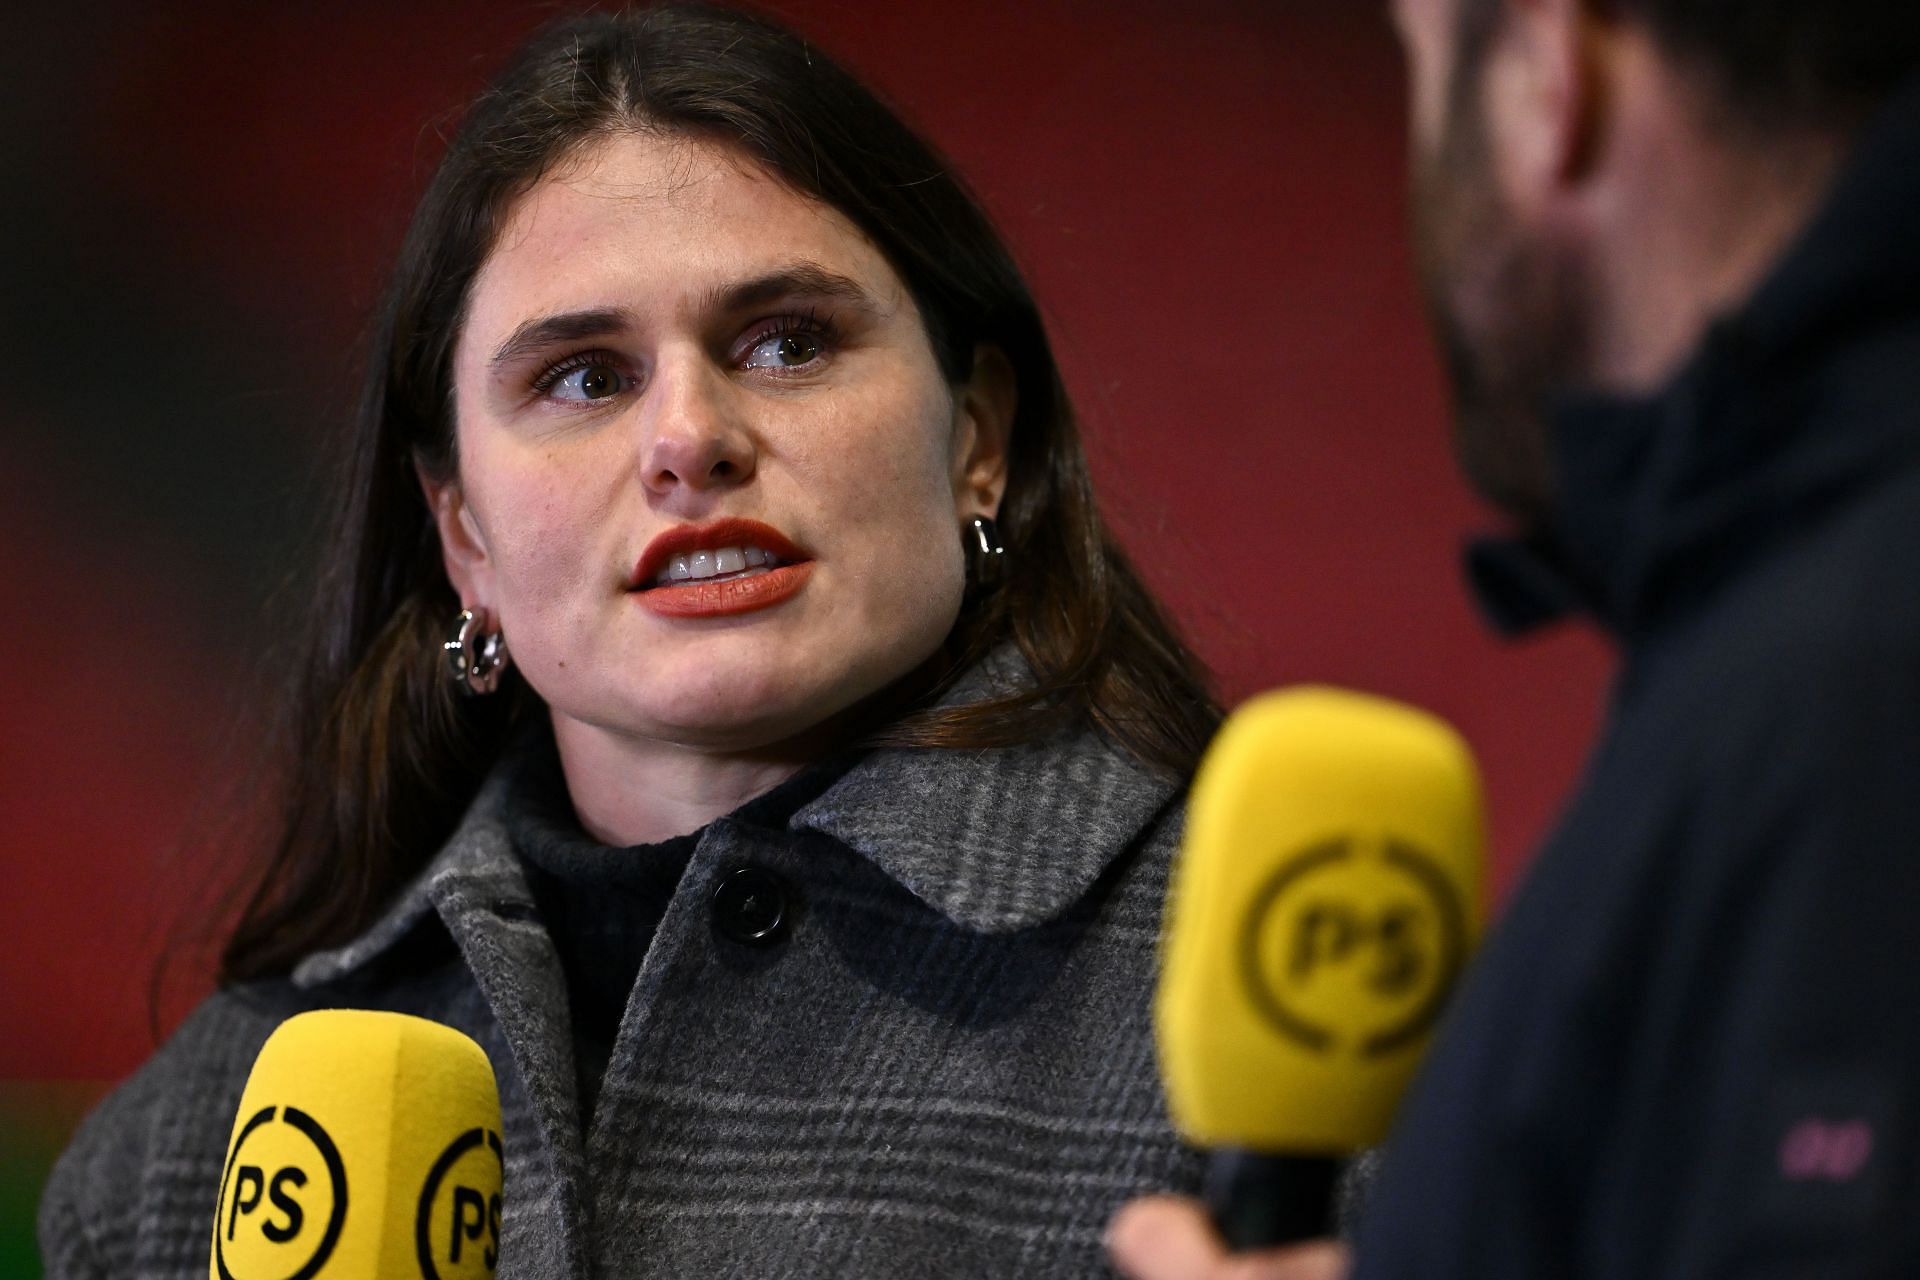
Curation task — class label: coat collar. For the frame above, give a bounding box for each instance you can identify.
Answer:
[789,650,1179,932]
[292,650,1178,988]
[1468,73,1920,640]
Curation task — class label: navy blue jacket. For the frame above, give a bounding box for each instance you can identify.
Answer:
[1355,79,1920,1277]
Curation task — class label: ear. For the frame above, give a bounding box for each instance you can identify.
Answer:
[950,343,1016,521]
[1487,0,1616,198]
[414,456,496,607]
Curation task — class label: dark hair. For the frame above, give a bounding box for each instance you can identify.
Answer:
[220,3,1219,982]
[1462,0,1920,129]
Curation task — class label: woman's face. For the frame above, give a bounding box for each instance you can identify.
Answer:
[433,131,1010,754]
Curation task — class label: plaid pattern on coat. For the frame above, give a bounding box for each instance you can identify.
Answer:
[40,666,1205,1278]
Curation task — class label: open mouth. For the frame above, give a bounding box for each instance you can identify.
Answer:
[644,543,790,589]
[628,518,814,618]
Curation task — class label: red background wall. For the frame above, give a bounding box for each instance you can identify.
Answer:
[0,1,1611,1088]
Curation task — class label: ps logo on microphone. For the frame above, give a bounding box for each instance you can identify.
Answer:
[415,1127,504,1278]
[214,1106,348,1280]
[1241,834,1467,1058]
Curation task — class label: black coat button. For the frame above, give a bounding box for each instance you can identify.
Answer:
[712,867,791,947]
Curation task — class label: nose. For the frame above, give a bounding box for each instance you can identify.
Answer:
[639,352,757,498]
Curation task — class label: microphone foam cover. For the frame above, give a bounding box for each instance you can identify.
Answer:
[1157,687,1484,1153]
[209,1009,504,1280]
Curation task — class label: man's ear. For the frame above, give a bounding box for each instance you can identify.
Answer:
[952,343,1016,521]
[1489,0,1617,197]
[415,456,493,606]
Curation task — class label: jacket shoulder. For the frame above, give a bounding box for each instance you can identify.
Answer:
[39,983,306,1279]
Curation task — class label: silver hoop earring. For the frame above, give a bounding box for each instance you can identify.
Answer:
[963,515,1006,587]
[444,607,510,696]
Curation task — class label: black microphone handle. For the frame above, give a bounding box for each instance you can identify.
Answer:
[1203,1149,1341,1251]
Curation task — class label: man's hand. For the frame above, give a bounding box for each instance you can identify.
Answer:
[1106,1196,1351,1280]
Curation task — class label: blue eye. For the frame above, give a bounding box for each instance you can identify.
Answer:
[743,329,824,370]
[547,362,628,401]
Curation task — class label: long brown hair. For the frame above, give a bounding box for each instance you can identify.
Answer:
[222,3,1218,983]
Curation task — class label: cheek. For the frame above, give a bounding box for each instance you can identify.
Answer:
[827,389,965,554]
[463,443,616,626]
[800,382,969,641]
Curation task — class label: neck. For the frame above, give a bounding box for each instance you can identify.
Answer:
[1582,44,1850,391]
[543,654,943,846]
[550,713,809,846]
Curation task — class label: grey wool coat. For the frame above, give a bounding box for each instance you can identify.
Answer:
[39,670,1206,1278]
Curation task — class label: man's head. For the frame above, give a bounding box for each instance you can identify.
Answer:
[1391,0,1920,526]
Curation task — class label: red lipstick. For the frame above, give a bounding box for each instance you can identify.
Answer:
[628,517,814,619]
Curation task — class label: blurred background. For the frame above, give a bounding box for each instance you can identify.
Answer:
[0,0,1611,1269]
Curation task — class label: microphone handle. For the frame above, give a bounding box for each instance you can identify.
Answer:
[1203,1149,1341,1250]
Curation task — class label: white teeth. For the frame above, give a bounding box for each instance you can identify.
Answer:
[653,544,782,587]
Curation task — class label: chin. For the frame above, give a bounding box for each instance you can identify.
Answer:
[627,658,868,753]
[650,696,820,751]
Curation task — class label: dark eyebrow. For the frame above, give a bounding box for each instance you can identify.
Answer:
[488,307,635,371]
[486,265,877,372]
[705,263,879,316]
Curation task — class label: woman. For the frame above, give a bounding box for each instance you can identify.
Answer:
[40,5,1218,1276]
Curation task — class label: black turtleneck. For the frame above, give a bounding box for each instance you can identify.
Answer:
[499,729,851,1129]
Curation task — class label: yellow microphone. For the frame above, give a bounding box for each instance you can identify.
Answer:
[1157,686,1484,1248]
[209,1010,505,1280]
